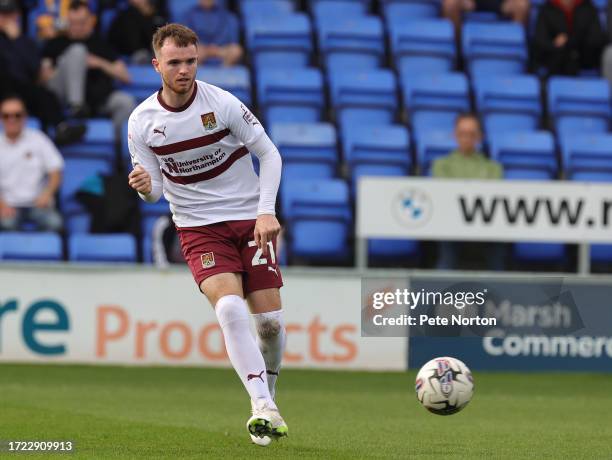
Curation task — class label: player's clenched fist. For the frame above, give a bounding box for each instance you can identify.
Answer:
[128,165,152,195]
[254,214,281,256]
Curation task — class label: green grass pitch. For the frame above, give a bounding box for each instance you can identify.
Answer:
[1,364,611,459]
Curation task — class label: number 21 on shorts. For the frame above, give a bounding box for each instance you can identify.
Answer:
[248,240,276,266]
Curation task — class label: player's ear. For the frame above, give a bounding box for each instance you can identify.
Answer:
[152,57,160,73]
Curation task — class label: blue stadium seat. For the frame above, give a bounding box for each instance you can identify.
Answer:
[326,53,380,72]
[561,134,612,177]
[389,19,455,72]
[308,0,371,12]
[504,169,554,180]
[198,66,252,106]
[281,179,352,262]
[489,131,557,176]
[415,130,457,174]
[383,2,438,22]
[139,197,170,218]
[513,242,567,264]
[253,51,310,70]
[123,65,160,103]
[245,13,312,65]
[65,214,91,235]
[266,106,321,124]
[591,244,612,264]
[60,158,111,217]
[555,116,609,140]
[60,119,115,167]
[570,171,612,182]
[337,108,394,132]
[329,68,398,116]
[470,58,526,78]
[313,1,368,21]
[484,113,538,137]
[368,239,420,262]
[271,123,338,179]
[257,68,324,123]
[402,73,470,115]
[547,77,611,121]
[398,57,453,79]
[462,23,527,74]
[412,111,457,142]
[342,124,411,170]
[69,233,137,262]
[0,232,62,261]
[317,16,385,69]
[473,75,541,122]
[240,0,295,18]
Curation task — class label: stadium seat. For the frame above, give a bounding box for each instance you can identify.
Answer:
[266,106,321,124]
[561,134,612,177]
[271,123,338,179]
[368,238,420,262]
[398,57,453,79]
[317,16,385,69]
[547,77,611,121]
[123,65,160,103]
[257,68,325,123]
[415,130,457,174]
[245,13,312,66]
[389,19,455,72]
[69,233,137,262]
[411,111,457,142]
[469,59,526,78]
[65,214,91,235]
[570,171,612,182]
[342,124,411,170]
[60,119,115,167]
[329,68,398,116]
[60,158,112,217]
[473,75,541,123]
[504,169,554,180]
[281,179,352,262]
[489,131,557,175]
[591,244,612,264]
[513,242,567,264]
[313,1,368,21]
[462,23,527,74]
[0,232,62,261]
[383,2,438,23]
[198,66,252,106]
[484,113,538,137]
[402,73,470,115]
[337,108,394,132]
[139,197,171,219]
[555,116,609,140]
[240,0,295,18]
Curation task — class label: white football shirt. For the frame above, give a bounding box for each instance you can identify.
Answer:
[0,128,64,207]
[128,80,277,227]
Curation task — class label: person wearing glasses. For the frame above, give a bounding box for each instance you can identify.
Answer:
[0,95,64,232]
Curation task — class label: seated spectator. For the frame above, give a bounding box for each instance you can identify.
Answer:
[0,0,85,144]
[183,0,242,67]
[107,0,166,64]
[41,0,135,132]
[34,0,71,40]
[432,113,505,270]
[0,96,64,232]
[534,0,605,76]
[443,0,530,35]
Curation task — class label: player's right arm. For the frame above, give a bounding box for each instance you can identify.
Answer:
[127,113,163,203]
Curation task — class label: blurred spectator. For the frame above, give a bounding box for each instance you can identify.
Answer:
[0,0,85,144]
[0,96,63,232]
[443,0,530,34]
[41,0,135,132]
[432,114,505,270]
[183,0,242,67]
[534,0,605,76]
[35,0,71,40]
[107,0,166,64]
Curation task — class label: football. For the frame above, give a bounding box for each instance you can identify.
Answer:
[415,357,474,415]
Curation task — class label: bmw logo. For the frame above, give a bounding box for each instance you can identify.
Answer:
[392,189,432,228]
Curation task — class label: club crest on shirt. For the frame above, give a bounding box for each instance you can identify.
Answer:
[201,112,217,130]
[201,252,215,269]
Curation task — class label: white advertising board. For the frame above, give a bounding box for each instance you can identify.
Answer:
[0,266,405,370]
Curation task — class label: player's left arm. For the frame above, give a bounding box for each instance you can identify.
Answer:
[223,91,282,256]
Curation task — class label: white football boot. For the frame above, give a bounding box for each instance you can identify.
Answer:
[247,399,288,446]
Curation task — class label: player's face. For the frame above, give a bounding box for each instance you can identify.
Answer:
[153,41,198,95]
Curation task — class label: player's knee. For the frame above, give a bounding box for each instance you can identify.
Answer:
[256,318,281,339]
